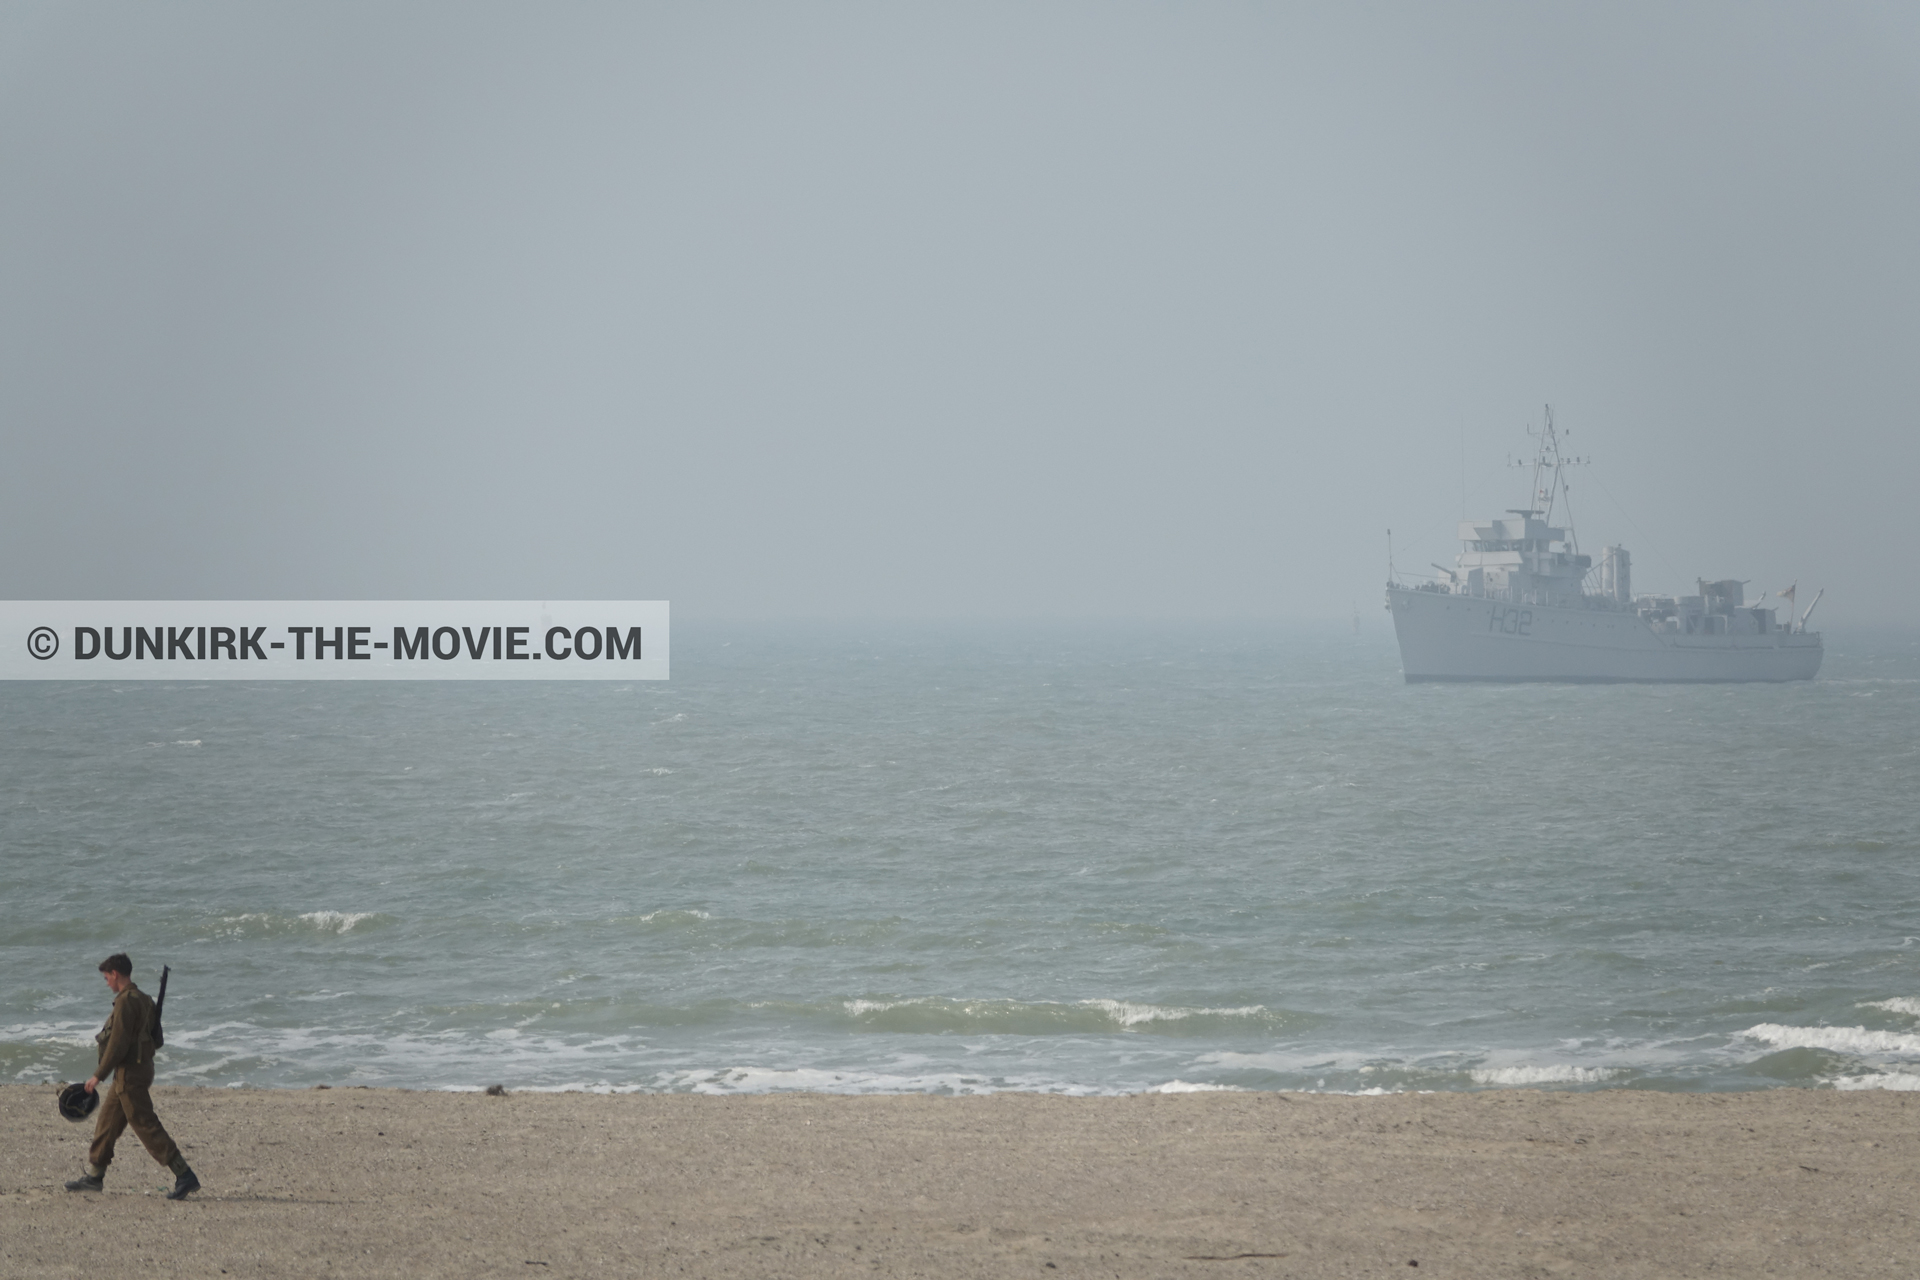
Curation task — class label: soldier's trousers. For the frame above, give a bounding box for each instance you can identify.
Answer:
[88,1060,179,1171]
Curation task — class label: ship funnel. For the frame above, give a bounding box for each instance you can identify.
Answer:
[1600,545,1631,603]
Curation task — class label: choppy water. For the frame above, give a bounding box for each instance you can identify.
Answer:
[4,623,1918,1096]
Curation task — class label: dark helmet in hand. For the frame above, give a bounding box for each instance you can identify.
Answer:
[57,1082,98,1122]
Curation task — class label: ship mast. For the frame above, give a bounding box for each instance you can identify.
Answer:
[1518,404,1586,555]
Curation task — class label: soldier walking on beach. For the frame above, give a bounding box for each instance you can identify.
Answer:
[64,953,200,1199]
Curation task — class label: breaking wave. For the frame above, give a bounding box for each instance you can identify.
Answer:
[199,911,388,939]
[835,996,1283,1036]
[1859,998,1920,1018]
[1743,1023,1920,1056]
[299,911,376,934]
[1468,1065,1619,1086]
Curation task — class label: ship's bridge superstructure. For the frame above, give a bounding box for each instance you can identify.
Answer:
[1445,511,1592,606]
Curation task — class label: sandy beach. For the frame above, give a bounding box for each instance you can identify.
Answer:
[1,1084,1914,1277]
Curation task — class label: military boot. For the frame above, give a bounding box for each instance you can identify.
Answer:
[65,1166,104,1192]
[165,1154,199,1200]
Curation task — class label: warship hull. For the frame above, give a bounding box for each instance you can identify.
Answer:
[1387,586,1823,683]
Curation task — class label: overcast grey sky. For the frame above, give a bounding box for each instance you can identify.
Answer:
[3,3,1916,622]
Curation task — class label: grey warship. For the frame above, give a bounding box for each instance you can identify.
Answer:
[1386,411,1822,683]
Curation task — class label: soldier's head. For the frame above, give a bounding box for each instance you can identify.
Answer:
[98,954,132,994]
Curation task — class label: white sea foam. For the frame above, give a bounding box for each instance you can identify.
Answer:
[299,911,375,934]
[1859,998,1920,1018]
[208,911,379,937]
[133,1019,662,1088]
[0,1020,101,1049]
[1744,1023,1920,1056]
[456,1071,1121,1097]
[1828,1072,1920,1091]
[1196,1048,1380,1073]
[1469,1065,1617,1085]
[1150,1079,1243,1093]
[834,996,1272,1031]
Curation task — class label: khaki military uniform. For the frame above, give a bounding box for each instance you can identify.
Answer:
[87,982,180,1173]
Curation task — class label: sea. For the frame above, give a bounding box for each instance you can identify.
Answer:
[4,623,1917,1097]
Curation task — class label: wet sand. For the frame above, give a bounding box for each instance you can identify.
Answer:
[2,1084,1915,1277]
